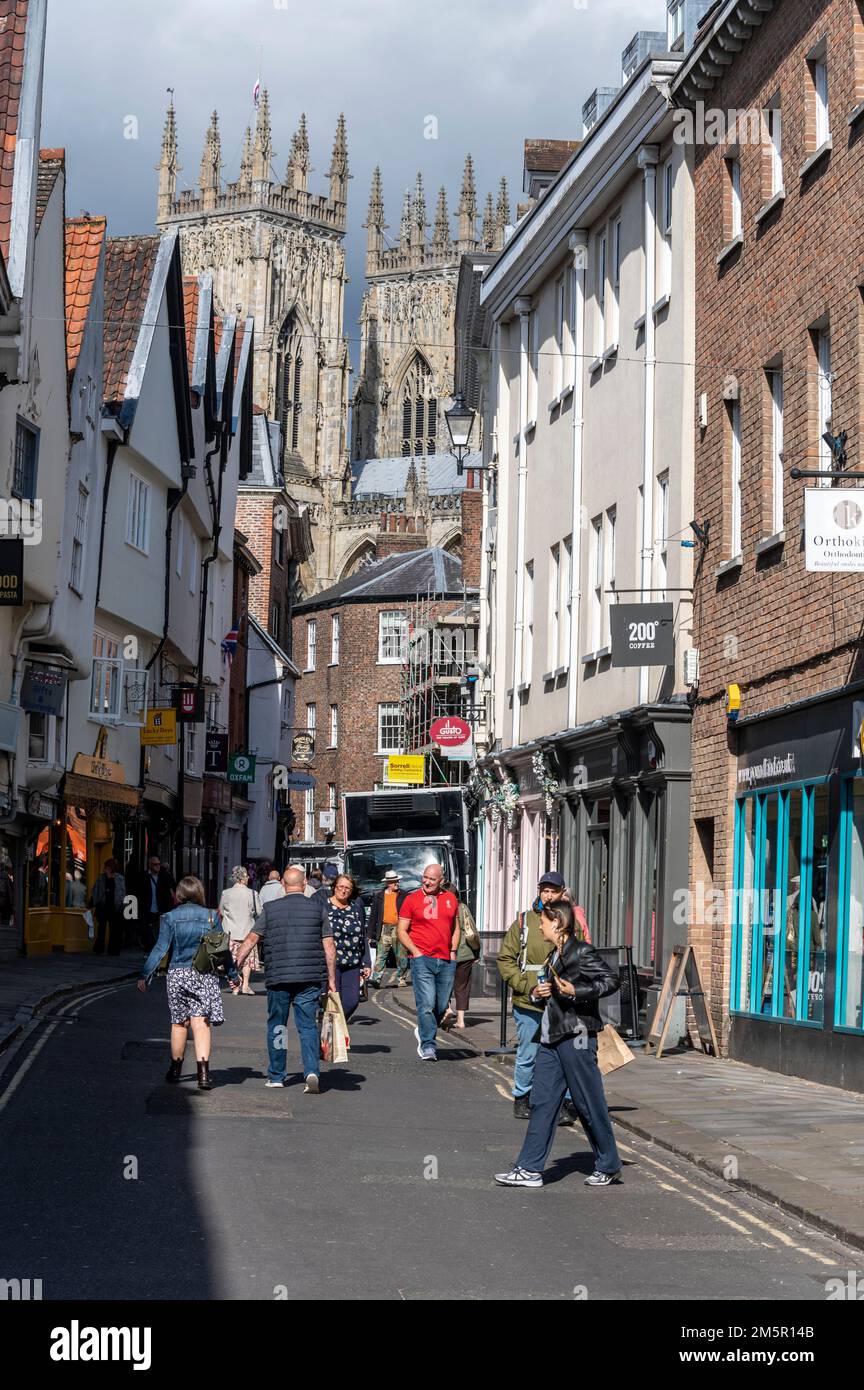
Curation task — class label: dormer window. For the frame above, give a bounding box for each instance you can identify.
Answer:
[668,0,684,50]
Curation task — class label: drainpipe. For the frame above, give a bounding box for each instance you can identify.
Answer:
[567,231,588,733]
[510,297,532,750]
[196,425,225,686]
[94,425,125,610]
[637,146,659,708]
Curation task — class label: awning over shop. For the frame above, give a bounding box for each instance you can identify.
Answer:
[63,773,141,811]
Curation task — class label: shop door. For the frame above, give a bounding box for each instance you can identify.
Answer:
[588,827,610,948]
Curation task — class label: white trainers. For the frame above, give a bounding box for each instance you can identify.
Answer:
[494,1166,543,1189]
[413,1025,424,1058]
[264,1079,285,1088]
[584,1169,621,1187]
[303,1073,320,1094]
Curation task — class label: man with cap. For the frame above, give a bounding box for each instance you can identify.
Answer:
[368,870,410,987]
[498,871,581,1121]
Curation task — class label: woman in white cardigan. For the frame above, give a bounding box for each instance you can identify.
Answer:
[218,866,263,995]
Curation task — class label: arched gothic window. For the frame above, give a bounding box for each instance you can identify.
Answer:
[275,312,303,460]
[400,354,437,458]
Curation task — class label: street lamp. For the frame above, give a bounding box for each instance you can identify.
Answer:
[445,392,476,476]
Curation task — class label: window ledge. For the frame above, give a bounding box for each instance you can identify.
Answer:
[652,292,671,317]
[516,681,531,694]
[547,384,574,411]
[799,138,832,179]
[552,663,569,678]
[848,101,864,128]
[541,670,555,683]
[754,187,785,225]
[716,232,743,265]
[633,312,646,332]
[327,661,339,667]
[755,530,785,556]
[581,646,610,666]
[601,342,619,363]
[715,554,743,577]
[595,645,610,660]
[589,355,603,375]
[524,418,537,437]
[302,667,316,674]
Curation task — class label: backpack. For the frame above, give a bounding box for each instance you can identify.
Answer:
[192,914,233,977]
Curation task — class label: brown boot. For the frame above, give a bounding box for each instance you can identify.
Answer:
[165,1058,183,1084]
[196,1060,212,1090]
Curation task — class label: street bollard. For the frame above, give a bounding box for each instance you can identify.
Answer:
[484,978,516,1056]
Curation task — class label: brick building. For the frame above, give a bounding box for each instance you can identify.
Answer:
[289,544,478,847]
[673,0,864,1088]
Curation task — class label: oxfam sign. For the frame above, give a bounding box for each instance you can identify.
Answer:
[430,715,472,760]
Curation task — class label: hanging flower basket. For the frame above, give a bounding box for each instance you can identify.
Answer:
[531,750,561,820]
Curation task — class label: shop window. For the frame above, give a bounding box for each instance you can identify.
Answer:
[731,783,827,1022]
[837,778,864,1030]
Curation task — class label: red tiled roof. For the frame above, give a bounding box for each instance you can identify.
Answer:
[103,234,160,409]
[212,313,223,358]
[182,274,200,382]
[35,147,63,233]
[65,214,105,382]
[523,138,581,173]
[0,2,30,262]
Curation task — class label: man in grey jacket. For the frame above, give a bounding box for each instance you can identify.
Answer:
[234,866,337,1094]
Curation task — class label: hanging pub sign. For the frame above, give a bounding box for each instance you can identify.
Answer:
[172,685,205,722]
[0,537,24,607]
[429,715,473,761]
[292,732,315,766]
[204,732,229,773]
[227,752,256,784]
[20,664,67,716]
[141,708,177,746]
[610,603,675,667]
[805,488,864,572]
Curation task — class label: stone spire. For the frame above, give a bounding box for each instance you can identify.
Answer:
[411,172,427,266]
[252,89,273,186]
[156,94,179,224]
[457,153,477,253]
[328,112,349,204]
[288,112,310,192]
[432,186,451,260]
[399,188,412,260]
[199,110,222,210]
[364,165,385,276]
[481,191,495,251]
[238,125,253,195]
[495,176,511,249]
[405,457,419,515]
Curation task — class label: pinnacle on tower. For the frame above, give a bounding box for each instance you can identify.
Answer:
[495,176,511,248]
[328,112,349,203]
[239,125,253,193]
[457,153,478,252]
[199,110,222,209]
[252,89,273,185]
[432,185,451,258]
[411,172,427,266]
[156,94,180,223]
[364,165,386,275]
[288,112,310,192]
[399,188,412,257]
[481,191,495,251]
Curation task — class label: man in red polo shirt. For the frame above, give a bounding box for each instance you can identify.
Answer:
[397,863,460,1061]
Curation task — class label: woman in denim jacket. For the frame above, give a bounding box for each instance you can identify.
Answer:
[138,875,239,1090]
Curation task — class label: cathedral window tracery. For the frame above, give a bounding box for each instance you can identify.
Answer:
[400,353,437,457]
[276,312,303,458]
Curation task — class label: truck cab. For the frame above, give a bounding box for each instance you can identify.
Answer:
[341,789,468,901]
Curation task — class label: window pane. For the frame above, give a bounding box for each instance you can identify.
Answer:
[756,794,780,1015]
[734,797,756,1011]
[843,780,864,1029]
[805,786,829,1023]
[781,790,804,1018]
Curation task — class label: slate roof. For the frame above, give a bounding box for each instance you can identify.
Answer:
[0,0,29,263]
[65,214,105,382]
[294,546,467,614]
[102,235,160,410]
[35,147,63,232]
[351,453,478,499]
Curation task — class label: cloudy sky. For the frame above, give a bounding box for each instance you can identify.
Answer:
[42,0,662,354]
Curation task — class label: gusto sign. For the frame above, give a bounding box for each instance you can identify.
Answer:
[429,716,472,759]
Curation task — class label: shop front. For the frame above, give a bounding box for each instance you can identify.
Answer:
[728,686,864,1090]
[24,759,141,954]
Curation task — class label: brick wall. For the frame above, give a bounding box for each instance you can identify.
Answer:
[235,490,293,652]
[687,0,864,1044]
[460,483,483,588]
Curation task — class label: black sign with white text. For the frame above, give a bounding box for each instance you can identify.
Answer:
[610,602,675,667]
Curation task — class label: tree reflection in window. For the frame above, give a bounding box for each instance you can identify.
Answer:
[400,354,437,457]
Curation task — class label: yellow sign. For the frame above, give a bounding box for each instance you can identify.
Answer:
[71,752,126,784]
[141,708,177,746]
[386,754,425,785]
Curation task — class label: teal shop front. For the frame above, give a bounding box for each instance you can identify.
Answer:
[729,686,864,1089]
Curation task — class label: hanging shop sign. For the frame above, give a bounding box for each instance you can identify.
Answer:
[805,488,864,572]
[386,754,425,785]
[610,603,675,667]
[292,732,315,766]
[319,810,336,832]
[20,664,67,716]
[172,685,206,722]
[71,750,126,784]
[284,771,316,791]
[429,715,473,760]
[227,752,256,784]
[0,537,23,606]
[204,731,229,773]
[140,708,177,746]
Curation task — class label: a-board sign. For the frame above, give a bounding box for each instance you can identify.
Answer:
[646,945,719,1060]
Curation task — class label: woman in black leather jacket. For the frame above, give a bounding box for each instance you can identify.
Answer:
[495,901,622,1189]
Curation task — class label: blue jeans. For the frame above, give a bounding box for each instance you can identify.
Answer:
[516,1034,621,1176]
[411,956,457,1047]
[512,1004,541,1098]
[266,982,321,1082]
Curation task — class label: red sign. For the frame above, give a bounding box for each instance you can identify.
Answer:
[429,716,471,748]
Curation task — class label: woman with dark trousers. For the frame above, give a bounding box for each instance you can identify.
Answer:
[325,874,371,1021]
[494,900,622,1189]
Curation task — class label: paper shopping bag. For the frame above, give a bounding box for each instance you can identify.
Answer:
[323,991,350,1063]
[597,1023,635,1076]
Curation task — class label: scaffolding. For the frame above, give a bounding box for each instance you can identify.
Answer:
[398,584,479,787]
